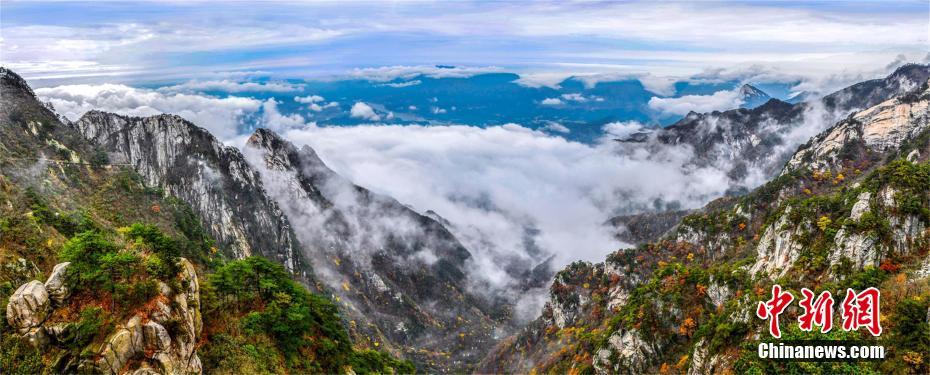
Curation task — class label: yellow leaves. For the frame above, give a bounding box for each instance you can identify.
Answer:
[802,188,813,195]
[582,282,590,289]
[687,253,695,262]
[833,173,845,185]
[903,351,924,366]
[341,281,350,291]
[676,354,690,369]
[333,257,341,266]
[816,216,832,231]
[210,246,218,254]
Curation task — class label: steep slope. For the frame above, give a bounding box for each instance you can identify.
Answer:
[605,65,930,242]
[72,111,307,277]
[481,75,930,374]
[654,64,930,186]
[243,129,504,371]
[66,81,505,371]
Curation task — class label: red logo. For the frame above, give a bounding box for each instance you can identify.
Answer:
[756,285,793,338]
[757,285,882,338]
[798,288,834,333]
[841,287,882,336]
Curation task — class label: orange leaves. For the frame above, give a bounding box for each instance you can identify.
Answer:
[696,284,707,297]
[679,317,696,337]
[879,259,901,273]
[659,362,672,374]
[149,204,161,213]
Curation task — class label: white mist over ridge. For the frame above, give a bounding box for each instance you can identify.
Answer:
[34,81,832,300]
[272,124,730,268]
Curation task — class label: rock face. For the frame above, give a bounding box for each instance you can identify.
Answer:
[44,261,70,305]
[749,207,808,277]
[6,280,50,334]
[786,81,930,172]
[242,129,502,371]
[6,259,203,375]
[73,111,306,277]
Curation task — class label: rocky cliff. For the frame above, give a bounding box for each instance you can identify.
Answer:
[242,129,504,371]
[63,80,506,371]
[6,258,203,374]
[73,111,307,277]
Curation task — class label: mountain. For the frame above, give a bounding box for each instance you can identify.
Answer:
[73,110,308,278]
[738,84,771,109]
[0,67,504,373]
[0,67,412,374]
[72,110,502,373]
[241,129,505,371]
[478,70,930,374]
[648,64,930,190]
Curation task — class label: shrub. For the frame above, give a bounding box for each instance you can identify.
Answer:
[59,230,121,291]
[123,223,180,280]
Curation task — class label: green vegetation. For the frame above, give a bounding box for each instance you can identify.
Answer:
[202,256,414,374]
[0,328,44,375]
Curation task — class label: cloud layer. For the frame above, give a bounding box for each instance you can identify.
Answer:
[648,89,744,116]
[4,1,926,88]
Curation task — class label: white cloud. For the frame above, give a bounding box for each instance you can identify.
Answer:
[648,89,744,116]
[542,122,570,133]
[431,107,447,114]
[349,65,503,82]
[350,102,381,121]
[637,74,678,96]
[296,95,339,112]
[261,98,313,131]
[602,121,646,139]
[381,80,422,88]
[540,98,563,106]
[267,122,738,276]
[159,79,304,93]
[35,84,262,140]
[561,93,602,102]
[295,94,325,103]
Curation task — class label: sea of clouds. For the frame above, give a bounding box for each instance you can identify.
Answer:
[34,78,844,319]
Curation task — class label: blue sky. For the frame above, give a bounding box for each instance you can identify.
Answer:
[2,1,927,87]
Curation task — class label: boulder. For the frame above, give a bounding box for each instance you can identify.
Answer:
[6,280,50,333]
[44,262,71,305]
[142,321,171,352]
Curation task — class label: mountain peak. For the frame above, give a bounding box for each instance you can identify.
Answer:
[0,67,36,98]
[738,84,771,108]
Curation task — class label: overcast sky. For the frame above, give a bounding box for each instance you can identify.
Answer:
[2,1,928,85]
